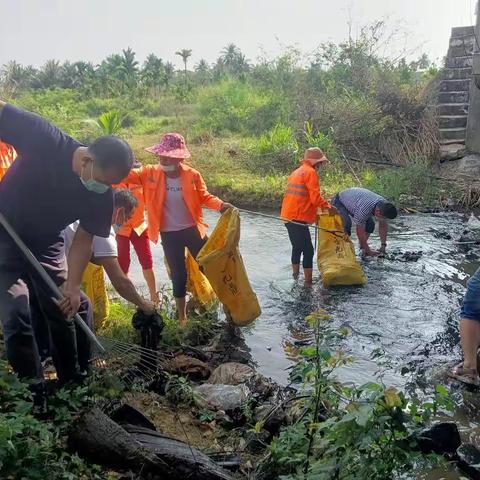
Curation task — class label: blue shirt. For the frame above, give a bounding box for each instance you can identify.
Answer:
[0,104,113,254]
[338,188,385,226]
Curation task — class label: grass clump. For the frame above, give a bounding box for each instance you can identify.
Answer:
[98,299,137,343]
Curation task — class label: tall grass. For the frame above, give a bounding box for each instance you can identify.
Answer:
[196,79,289,135]
[244,124,299,174]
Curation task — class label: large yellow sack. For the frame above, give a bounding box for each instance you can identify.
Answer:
[317,213,367,287]
[81,262,109,330]
[164,251,217,307]
[197,209,261,326]
[186,251,217,307]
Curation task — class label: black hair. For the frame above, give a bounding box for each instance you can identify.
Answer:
[88,136,134,178]
[378,201,398,219]
[113,188,138,215]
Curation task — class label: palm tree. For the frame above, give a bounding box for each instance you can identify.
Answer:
[37,60,62,88]
[120,47,139,85]
[97,54,125,94]
[175,49,192,83]
[220,43,240,66]
[163,61,175,88]
[142,53,164,92]
[0,61,37,91]
[96,111,123,135]
[218,44,249,77]
[194,59,210,84]
[60,61,79,88]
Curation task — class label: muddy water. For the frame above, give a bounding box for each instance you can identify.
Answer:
[128,210,479,478]
[130,210,472,386]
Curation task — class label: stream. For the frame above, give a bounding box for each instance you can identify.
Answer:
[128,209,480,479]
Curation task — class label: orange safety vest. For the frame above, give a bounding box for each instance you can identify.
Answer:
[115,183,148,237]
[280,162,331,224]
[122,163,223,244]
[0,141,16,181]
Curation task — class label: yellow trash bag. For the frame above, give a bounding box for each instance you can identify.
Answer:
[81,262,109,330]
[185,251,217,307]
[317,212,367,287]
[164,251,217,307]
[197,208,261,326]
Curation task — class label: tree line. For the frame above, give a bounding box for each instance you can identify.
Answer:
[0,43,252,96]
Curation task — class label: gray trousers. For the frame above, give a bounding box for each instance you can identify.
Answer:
[0,236,90,383]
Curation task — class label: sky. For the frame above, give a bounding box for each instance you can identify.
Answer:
[0,0,477,69]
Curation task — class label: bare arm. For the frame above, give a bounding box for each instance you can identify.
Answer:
[62,226,93,317]
[378,220,388,253]
[95,256,154,313]
[356,225,370,252]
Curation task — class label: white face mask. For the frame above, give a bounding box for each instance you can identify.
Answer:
[159,164,176,172]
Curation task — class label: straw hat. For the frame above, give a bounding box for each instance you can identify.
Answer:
[302,147,328,166]
[145,133,191,159]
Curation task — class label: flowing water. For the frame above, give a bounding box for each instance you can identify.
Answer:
[128,209,480,478]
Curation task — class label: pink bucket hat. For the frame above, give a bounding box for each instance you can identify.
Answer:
[145,133,191,159]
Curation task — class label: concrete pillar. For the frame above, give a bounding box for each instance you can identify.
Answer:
[466,1,480,152]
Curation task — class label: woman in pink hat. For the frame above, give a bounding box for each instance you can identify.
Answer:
[122,133,233,325]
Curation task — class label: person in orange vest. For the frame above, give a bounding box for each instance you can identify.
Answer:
[122,133,233,325]
[0,140,17,181]
[116,161,159,305]
[280,147,333,285]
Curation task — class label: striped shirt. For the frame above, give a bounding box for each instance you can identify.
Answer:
[338,188,385,226]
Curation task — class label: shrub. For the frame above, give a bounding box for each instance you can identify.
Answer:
[244,124,298,174]
[303,121,338,159]
[196,79,288,135]
[0,360,113,479]
[361,156,443,205]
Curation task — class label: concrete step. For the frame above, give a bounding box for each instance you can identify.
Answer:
[439,115,468,128]
[438,91,469,103]
[436,103,469,115]
[446,56,473,68]
[440,138,466,146]
[448,40,475,57]
[439,79,471,92]
[441,67,472,80]
[439,127,467,141]
[452,26,475,37]
[450,36,475,48]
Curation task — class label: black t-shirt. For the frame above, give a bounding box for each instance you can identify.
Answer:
[0,104,113,255]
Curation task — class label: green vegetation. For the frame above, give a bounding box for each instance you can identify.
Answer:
[260,310,453,480]
[1,19,453,210]
[98,299,137,343]
[100,296,219,348]
[0,360,123,479]
[0,20,463,479]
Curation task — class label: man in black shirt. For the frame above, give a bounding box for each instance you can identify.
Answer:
[0,101,134,406]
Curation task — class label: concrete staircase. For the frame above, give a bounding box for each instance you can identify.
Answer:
[437,26,475,145]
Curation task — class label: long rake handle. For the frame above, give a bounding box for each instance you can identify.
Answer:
[0,212,105,353]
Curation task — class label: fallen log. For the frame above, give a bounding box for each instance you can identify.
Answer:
[124,424,236,479]
[69,407,234,480]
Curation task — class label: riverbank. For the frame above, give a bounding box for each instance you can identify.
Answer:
[127,133,459,212]
[4,208,480,479]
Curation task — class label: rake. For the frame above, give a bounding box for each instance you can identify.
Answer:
[0,212,167,386]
